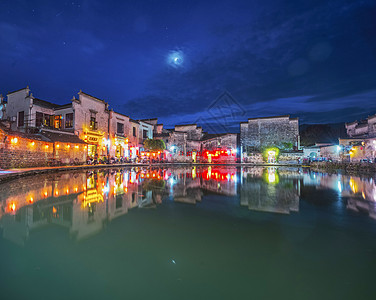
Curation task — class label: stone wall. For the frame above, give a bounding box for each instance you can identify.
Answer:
[0,130,53,169]
[0,128,86,169]
[242,151,303,164]
[241,116,299,152]
[174,124,203,140]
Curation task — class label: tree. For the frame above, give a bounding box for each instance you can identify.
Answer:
[144,139,166,151]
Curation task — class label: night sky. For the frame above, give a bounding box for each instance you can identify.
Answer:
[1,0,376,132]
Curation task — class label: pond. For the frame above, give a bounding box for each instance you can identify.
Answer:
[0,166,376,300]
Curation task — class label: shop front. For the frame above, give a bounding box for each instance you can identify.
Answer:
[114,135,129,159]
[84,130,106,159]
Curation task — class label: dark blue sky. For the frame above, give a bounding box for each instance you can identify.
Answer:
[1,0,376,132]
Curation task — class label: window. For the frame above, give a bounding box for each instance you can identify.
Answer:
[117,122,124,135]
[43,114,52,127]
[133,127,136,137]
[143,129,148,139]
[90,117,97,130]
[18,111,24,127]
[49,115,54,127]
[89,111,97,130]
[54,115,62,129]
[36,112,43,127]
[65,113,73,128]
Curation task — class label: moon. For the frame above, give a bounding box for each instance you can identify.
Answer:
[167,50,184,68]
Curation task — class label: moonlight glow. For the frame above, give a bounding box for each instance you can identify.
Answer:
[167,50,184,68]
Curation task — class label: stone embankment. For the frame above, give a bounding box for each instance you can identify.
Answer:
[310,161,376,175]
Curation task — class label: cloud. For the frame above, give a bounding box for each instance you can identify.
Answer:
[122,0,376,130]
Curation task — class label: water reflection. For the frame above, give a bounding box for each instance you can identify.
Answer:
[241,167,300,214]
[1,166,376,245]
[304,170,376,219]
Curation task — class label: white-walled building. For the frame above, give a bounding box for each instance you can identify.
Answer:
[109,110,130,158]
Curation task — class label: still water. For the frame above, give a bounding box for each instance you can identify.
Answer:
[1,166,376,300]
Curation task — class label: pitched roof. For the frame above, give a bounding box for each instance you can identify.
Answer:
[201,133,237,141]
[39,130,87,144]
[33,98,72,110]
[247,115,290,121]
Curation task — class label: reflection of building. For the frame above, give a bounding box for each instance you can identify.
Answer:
[0,169,144,244]
[341,176,376,220]
[240,167,300,214]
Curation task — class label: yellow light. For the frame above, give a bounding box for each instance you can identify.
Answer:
[268,173,276,183]
[11,137,18,144]
[75,145,79,149]
[45,144,49,150]
[56,144,60,148]
[30,141,35,146]
[29,197,33,203]
[66,144,70,149]
[9,202,16,211]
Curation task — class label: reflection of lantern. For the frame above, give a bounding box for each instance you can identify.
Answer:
[9,202,16,212]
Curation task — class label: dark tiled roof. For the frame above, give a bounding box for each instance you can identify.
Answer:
[201,133,237,141]
[6,130,50,142]
[33,98,60,109]
[54,103,73,110]
[247,115,290,121]
[39,130,87,144]
[33,98,72,110]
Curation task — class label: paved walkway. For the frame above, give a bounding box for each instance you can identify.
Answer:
[0,163,147,182]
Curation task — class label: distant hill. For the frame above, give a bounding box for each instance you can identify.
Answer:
[299,123,348,146]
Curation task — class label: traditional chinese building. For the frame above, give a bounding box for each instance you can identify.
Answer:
[345,114,376,138]
[240,115,300,162]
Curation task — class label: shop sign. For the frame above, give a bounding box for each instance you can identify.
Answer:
[88,136,98,143]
